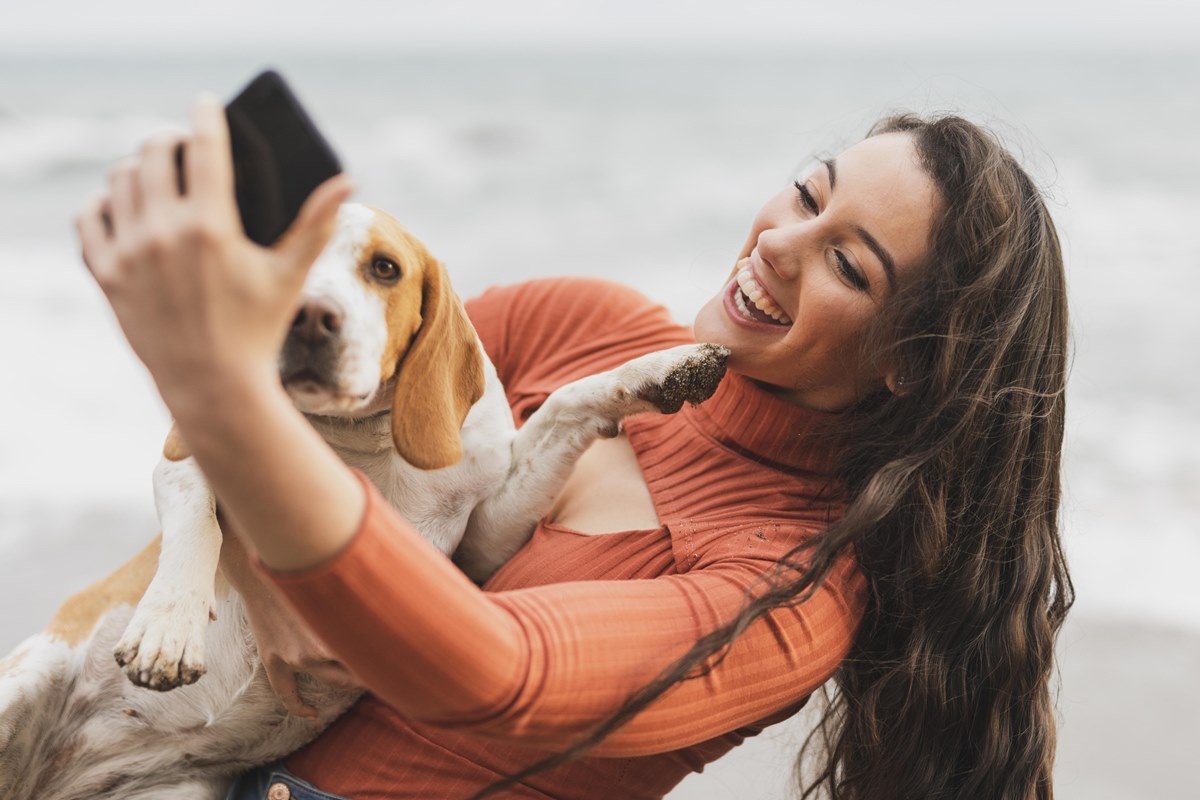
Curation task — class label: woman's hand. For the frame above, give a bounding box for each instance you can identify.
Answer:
[74,93,354,423]
[76,90,367,576]
[220,528,363,718]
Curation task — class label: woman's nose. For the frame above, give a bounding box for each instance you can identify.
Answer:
[755,223,813,282]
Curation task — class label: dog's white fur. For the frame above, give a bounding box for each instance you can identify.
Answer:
[0,204,727,799]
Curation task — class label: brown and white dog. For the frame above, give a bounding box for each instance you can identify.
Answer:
[0,204,728,800]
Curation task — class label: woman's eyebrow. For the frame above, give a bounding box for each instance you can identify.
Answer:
[823,156,897,291]
[855,225,897,290]
[821,157,837,189]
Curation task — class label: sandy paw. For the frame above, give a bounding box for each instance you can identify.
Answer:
[618,344,730,414]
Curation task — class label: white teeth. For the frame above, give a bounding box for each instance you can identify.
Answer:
[735,266,792,324]
[734,285,752,318]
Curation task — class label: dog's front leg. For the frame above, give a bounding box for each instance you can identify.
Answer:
[113,455,221,690]
[457,343,729,582]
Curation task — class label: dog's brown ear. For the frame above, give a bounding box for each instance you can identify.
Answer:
[390,259,485,470]
[162,423,191,462]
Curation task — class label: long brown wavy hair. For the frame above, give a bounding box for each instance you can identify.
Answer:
[480,112,1073,800]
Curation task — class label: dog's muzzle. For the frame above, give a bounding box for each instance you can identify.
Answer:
[281,298,344,389]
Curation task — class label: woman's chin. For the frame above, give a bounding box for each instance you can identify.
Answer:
[692,293,734,349]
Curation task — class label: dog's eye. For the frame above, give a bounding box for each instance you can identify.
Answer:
[370,257,401,284]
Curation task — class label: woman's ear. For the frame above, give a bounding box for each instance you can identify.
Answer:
[389,259,485,470]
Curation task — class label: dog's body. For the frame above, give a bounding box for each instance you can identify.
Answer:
[0,204,728,800]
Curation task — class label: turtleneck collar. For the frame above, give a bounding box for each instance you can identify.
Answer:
[679,369,843,476]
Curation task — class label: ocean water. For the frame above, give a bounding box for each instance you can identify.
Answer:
[0,49,1197,639]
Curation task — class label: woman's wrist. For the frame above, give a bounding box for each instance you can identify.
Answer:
[160,359,284,447]
[168,364,367,573]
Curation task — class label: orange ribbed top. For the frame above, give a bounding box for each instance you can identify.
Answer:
[269,278,866,799]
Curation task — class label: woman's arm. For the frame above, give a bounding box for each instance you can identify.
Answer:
[261,476,864,755]
[77,95,362,573]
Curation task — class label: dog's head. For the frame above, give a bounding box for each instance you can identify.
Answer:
[163,204,484,470]
[164,203,482,472]
[279,203,484,470]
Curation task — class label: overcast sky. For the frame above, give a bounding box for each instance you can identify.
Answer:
[3,0,1198,53]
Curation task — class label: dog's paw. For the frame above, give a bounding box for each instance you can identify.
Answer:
[113,590,214,691]
[616,344,730,415]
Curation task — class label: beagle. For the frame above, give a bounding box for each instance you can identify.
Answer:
[0,204,729,799]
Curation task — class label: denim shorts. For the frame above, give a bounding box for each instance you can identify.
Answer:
[226,762,351,800]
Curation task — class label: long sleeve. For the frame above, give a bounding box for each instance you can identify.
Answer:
[266,472,863,757]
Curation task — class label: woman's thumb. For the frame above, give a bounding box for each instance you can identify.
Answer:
[275,174,355,272]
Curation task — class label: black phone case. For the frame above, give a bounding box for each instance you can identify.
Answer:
[225,70,342,246]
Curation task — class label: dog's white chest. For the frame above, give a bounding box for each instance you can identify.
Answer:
[311,365,515,556]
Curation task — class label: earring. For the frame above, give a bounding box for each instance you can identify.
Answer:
[895,376,907,387]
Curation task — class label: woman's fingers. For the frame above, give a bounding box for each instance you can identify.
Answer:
[138,130,188,217]
[307,659,362,692]
[185,93,238,227]
[76,193,114,280]
[264,658,319,719]
[274,174,355,276]
[107,157,143,236]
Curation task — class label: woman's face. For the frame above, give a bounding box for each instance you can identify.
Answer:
[693,132,940,411]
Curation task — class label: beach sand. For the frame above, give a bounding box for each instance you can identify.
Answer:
[2,510,1195,799]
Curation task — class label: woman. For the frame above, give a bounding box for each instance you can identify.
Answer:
[77,97,1071,799]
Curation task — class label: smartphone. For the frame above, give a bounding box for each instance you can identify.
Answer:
[223,70,343,246]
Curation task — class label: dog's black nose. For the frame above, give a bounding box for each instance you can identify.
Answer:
[291,299,344,343]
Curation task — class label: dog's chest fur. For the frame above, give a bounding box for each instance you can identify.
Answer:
[308,359,513,555]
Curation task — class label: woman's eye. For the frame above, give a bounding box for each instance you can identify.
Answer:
[793,180,819,214]
[834,251,870,292]
[370,257,401,283]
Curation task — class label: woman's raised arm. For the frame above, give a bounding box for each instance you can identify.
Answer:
[76,94,361,573]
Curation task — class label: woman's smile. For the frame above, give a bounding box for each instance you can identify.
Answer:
[724,257,794,328]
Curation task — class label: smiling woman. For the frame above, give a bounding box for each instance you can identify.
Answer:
[694,132,941,411]
[72,99,1070,800]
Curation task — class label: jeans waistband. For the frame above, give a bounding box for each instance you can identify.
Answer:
[226,762,352,800]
